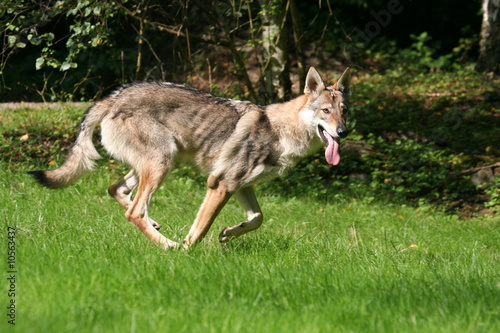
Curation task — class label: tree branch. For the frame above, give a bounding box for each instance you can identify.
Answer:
[113,0,230,47]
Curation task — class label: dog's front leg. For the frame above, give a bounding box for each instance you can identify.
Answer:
[183,175,232,248]
[219,186,263,243]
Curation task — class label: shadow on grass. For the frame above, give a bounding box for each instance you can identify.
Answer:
[353,86,500,157]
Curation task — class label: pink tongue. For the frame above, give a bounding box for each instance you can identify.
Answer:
[325,133,340,165]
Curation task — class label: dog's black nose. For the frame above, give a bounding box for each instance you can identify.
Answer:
[337,124,349,138]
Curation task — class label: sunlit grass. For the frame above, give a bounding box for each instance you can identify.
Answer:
[1,165,499,333]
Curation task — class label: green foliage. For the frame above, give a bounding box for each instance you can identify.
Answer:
[262,136,480,211]
[363,137,473,202]
[3,0,117,72]
[401,32,452,71]
[362,31,477,72]
[1,0,486,102]
[483,180,500,212]
[1,0,128,101]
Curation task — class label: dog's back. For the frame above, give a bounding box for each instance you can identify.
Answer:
[100,82,280,183]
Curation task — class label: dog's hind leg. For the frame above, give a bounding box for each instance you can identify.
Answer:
[108,169,161,230]
[219,186,263,243]
[125,162,179,249]
[108,169,138,209]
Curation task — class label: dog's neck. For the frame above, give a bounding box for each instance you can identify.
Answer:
[264,95,320,168]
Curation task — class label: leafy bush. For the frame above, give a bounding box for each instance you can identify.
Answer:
[361,31,479,73]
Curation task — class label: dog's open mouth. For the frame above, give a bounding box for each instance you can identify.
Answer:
[318,125,340,166]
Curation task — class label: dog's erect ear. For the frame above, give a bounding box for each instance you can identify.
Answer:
[332,67,351,93]
[304,67,326,95]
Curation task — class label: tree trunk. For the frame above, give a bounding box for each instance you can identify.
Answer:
[477,0,500,74]
[259,0,291,103]
[290,0,306,92]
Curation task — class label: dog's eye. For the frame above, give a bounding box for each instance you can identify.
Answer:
[321,108,330,114]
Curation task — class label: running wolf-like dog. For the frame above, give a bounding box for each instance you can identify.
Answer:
[29,67,351,249]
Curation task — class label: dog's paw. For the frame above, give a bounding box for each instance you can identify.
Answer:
[219,227,232,243]
[150,220,161,230]
[219,224,246,243]
[160,239,181,250]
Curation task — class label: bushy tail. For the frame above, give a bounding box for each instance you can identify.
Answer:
[29,102,109,189]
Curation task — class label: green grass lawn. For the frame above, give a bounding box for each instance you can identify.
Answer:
[1,165,499,333]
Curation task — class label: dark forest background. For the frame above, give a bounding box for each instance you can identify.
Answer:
[1,0,496,102]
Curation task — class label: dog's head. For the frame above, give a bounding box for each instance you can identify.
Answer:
[302,67,351,165]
